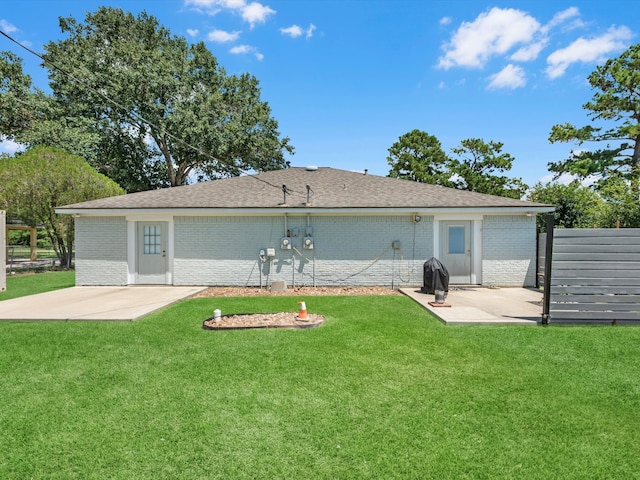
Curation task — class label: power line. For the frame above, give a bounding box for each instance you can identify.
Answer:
[0,29,305,196]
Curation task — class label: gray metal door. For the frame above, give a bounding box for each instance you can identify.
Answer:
[137,222,168,284]
[440,221,471,284]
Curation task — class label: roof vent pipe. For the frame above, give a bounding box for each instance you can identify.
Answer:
[306,184,311,205]
[282,184,287,205]
[364,169,368,175]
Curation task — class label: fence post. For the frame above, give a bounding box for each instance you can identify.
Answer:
[541,213,554,325]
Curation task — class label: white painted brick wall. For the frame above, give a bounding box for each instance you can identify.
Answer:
[482,215,536,287]
[75,216,128,285]
[73,213,538,287]
[173,215,433,287]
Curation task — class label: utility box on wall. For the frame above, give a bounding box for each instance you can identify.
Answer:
[1,210,6,292]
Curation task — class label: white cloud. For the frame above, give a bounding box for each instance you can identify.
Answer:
[511,40,547,62]
[280,25,303,38]
[440,16,452,26]
[306,23,316,39]
[186,28,199,37]
[229,44,263,60]
[541,6,580,34]
[207,29,241,42]
[546,25,632,78]
[184,0,242,13]
[0,19,18,34]
[242,2,275,28]
[280,23,316,39]
[185,0,275,28]
[487,64,526,90]
[438,7,540,69]
[230,44,251,54]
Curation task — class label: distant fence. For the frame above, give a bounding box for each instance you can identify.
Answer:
[546,228,640,324]
[1,211,5,292]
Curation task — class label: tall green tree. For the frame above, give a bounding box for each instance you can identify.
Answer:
[0,7,293,191]
[448,138,528,199]
[527,181,605,231]
[42,7,292,188]
[548,42,640,201]
[0,51,100,162]
[387,129,451,185]
[0,146,125,267]
[597,176,640,228]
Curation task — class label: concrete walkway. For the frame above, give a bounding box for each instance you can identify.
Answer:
[400,287,542,325]
[0,286,205,321]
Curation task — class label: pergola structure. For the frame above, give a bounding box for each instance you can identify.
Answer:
[5,223,39,261]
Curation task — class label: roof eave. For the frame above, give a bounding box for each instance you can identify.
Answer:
[56,205,555,216]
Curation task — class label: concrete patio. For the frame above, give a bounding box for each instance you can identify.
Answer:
[400,286,542,325]
[0,286,205,321]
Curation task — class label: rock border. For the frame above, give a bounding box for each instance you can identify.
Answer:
[202,312,325,330]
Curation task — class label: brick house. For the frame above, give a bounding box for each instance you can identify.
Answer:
[56,167,553,288]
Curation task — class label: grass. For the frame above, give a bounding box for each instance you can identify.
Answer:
[0,270,75,300]
[1,284,639,478]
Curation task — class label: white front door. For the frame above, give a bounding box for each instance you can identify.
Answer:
[440,220,472,284]
[136,222,168,284]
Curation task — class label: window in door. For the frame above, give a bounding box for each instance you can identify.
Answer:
[448,225,465,254]
[143,225,162,255]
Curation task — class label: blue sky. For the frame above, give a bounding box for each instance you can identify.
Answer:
[0,0,636,187]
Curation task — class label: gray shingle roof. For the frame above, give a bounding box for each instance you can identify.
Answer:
[57,167,551,210]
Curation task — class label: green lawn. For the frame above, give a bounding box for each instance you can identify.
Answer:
[1,286,639,478]
[0,270,75,300]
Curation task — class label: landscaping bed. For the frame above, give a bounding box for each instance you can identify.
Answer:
[192,285,401,298]
[203,312,324,329]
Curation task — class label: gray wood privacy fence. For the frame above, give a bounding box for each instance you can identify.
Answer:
[549,228,640,324]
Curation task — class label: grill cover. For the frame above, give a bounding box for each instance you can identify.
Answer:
[421,257,449,294]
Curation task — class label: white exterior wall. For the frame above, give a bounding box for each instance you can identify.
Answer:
[173,215,433,287]
[72,212,539,288]
[75,216,128,285]
[481,215,536,287]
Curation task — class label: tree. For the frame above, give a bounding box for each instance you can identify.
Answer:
[387,131,527,198]
[387,129,451,185]
[0,146,125,267]
[448,138,528,199]
[548,42,640,200]
[41,7,293,188]
[0,51,100,162]
[527,181,605,231]
[597,176,640,228]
